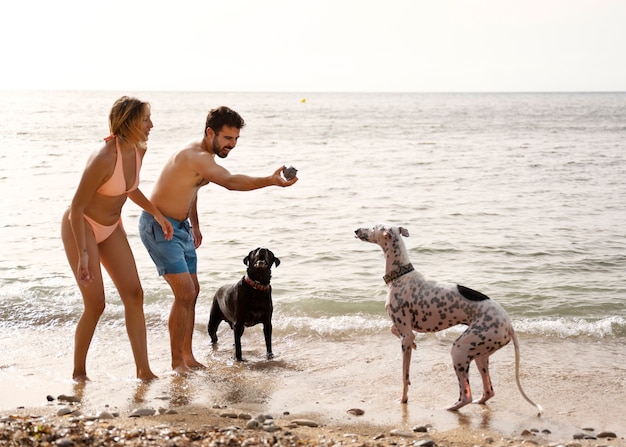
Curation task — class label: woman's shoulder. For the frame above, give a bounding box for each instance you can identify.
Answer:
[86,139,117,169]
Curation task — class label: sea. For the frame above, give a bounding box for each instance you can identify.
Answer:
[1,90,625,439]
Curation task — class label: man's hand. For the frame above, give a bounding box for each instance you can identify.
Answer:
[273,165,298,187]
[192,226,203,249]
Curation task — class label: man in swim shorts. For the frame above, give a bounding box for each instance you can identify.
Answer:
[139,106,298,374]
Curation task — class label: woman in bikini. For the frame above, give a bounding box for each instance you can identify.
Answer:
[61,96,173,382]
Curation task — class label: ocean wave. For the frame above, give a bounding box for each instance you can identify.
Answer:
[272,314,392,340]
[514,315,626,338]
[1,278,624,341]
[2,293,624,343]
[271,314,626,340]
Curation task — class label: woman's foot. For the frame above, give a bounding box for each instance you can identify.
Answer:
[72,373,90,383]
[138,370,159,381]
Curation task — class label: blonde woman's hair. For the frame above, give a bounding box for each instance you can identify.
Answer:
[109,96,149,144]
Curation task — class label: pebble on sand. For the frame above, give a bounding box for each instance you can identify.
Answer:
[129,408,156,417]
[290,419,320,427]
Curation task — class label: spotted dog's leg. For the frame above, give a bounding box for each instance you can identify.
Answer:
[473,355,495,404]
[447,329,475,411]
[391,324,416,349]
[399,330,415,403]
[391,324,401,339]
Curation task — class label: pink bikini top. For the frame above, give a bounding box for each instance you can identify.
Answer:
[97,136,141,196]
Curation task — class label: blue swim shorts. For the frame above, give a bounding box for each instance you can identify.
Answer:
[139,211,198,276]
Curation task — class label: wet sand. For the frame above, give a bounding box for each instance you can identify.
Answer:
[1,326,625,446]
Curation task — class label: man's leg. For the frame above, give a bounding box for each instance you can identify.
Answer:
[163,272,204,373]
[139,211,202,372]
[183,273,203,368]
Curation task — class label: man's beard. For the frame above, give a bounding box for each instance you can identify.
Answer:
[212,138,231,158]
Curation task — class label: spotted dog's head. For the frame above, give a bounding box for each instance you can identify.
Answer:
[355,225,410,247]
[243,248,280,285]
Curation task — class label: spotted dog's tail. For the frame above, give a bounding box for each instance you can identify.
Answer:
[457,284,490,301]
[511,329,544,416]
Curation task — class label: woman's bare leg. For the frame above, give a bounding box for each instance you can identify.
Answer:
[100,226,157,381]
[61,209,105,382]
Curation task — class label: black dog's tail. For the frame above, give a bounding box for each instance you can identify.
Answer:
[511,329,543,416]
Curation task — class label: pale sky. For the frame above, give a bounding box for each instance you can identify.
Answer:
[1,0,624,92]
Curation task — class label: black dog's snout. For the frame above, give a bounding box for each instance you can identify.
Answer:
[254,259,269,268]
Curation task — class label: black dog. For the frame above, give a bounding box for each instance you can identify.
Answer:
[208,248,280,361]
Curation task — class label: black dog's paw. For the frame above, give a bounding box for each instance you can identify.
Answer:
[266,352,274,360]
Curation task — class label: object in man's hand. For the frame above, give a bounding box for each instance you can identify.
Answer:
[283,166,298,180]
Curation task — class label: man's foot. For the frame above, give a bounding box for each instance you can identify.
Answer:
[185,358,206,369]
[172,364,195,376]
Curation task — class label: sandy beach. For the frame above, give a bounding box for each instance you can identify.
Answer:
[1,399,621,447]
[1,328,624,446]
[0,407,516,447]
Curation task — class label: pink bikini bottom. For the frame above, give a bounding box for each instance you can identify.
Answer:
[82,214,121,244]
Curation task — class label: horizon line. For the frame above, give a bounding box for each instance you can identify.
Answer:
[2,88,625,94]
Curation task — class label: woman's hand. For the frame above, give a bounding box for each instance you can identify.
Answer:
[157,215,173,240]
[76,253,94,286]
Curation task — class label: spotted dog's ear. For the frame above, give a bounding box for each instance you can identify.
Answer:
[273,256,281,267]
[399,227,410,237]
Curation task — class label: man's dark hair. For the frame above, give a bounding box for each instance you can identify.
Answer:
[205,106,246,135]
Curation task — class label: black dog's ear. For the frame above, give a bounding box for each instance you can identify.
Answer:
[265,249,280,267]
[244,248,261,265]
[243,251,253,265]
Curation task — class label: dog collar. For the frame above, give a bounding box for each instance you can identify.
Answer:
[383,263,414,284]
[244,275,271,291]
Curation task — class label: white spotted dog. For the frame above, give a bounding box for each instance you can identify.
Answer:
[355,224,542,415]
